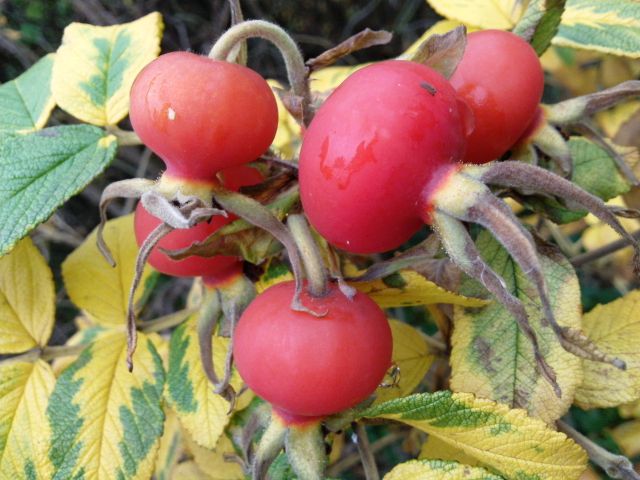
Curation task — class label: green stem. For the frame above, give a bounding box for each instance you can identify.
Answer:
[138,308,198,333]
[287,214,329,297]
[208,20,311,125]
[0,343,89,366]
[106,126,142,146]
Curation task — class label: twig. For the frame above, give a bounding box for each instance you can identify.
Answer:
[571,229,640,267]
[557,420,640,480]
[138,308,198,333]
[354,423,380,480]
[326,430,404,477]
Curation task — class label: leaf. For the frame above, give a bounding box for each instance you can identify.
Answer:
[450,231,583,424]
[307,29,392,71]
[0,54,55,133]
[361,391,588,480]
[0,125,117,256]
[255,261,294,293]
[0,360,56,479]
[419,435,480,467]
[525,136,631,223]
[374,320,435,404]
[384,459,504,480]
[0,238,55,353]
[47,330,165,480]
[405,26,467,79]
[554,0,640,58]
[575,290,640,408]
[183,430,244,480]
[513,0,566,55]
[52,12,163,125]
[309,65,366,93]
[166,317,243,449]
[172,461,211,480]
[62,215,153,326]
[268,80,302,159]
[153,409,184,480]
[426,0,526,29]
[350,270,489,309]
[610,419,640,458]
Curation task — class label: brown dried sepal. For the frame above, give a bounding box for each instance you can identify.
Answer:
[306,28,393,72]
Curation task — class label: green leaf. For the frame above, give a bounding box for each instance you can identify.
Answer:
[166,317,244,449]
[47,331,165,480]
[450,231,583,424]
[554,0,640,58]
[513,0,566,56]
[362,391,587,480]
[0,54,56,134]
[52,13,163,125]
[0,125,117,256]
[524,136,630,223]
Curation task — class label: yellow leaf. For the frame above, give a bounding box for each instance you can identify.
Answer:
[47,330,165,479]
[426,0,525,29]
[363,391,588,480]
[172,461,211,480]
[52,12,163,125]
[183,429,244,480]
[575,290,640,408]
[154,408,184,480]
[620,400,640,419]
[610,419,640,458]
[0,238,55,353]
[419,435,479,467]
[374,320,435,404]
[384,459,502,480]
[596,101,640,138]
[351,270,489,309]
[268,80,302,159]
[166,316,244,449]
[0,360,55,479]
[540,48,602,96]
[309,64,366,93]
[51,325,108,377]
[62,215,153,326]
[451,238,584,424]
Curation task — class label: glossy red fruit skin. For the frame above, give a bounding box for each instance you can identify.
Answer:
[130,52,278,182]
[134,165,262,278]
[233,281,393,418]
[299,60,468,254]
[450,29,544,164]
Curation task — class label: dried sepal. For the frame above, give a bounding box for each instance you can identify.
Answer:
[479,161,640,274]
[547,80,640,126]
[127,221,174,371]
[557,326,626,370]
[401,25,467,79]
[345,235,441,282]
[531,121,573,176]
[140,190,227,229]
[306,28,392,72]
[433,211,560,396]
[97,178,156,266]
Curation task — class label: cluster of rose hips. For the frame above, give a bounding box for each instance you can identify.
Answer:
[112,26,636,425]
